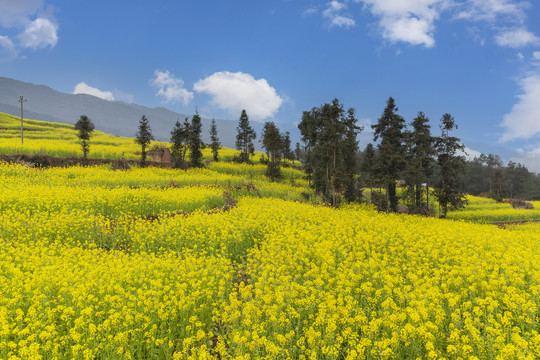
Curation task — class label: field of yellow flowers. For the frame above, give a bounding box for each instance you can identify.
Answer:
[0,112,250,162]
[1,160,540,360]
[447,195,540,223]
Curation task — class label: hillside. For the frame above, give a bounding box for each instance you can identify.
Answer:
[0,76,272,149]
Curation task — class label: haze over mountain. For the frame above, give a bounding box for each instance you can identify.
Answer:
[0,77,268,149]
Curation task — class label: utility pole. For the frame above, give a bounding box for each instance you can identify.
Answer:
[19,96,27,144]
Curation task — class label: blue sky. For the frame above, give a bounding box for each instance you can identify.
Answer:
[1,0,540,171]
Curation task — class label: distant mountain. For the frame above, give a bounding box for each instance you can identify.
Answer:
[0,77,267,149]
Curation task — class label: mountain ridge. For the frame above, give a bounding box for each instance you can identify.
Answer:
[0,76,267,149]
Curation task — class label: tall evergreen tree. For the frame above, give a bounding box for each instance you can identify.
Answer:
[74,114,95,160]
[342,107,362,202]
[135,115,154,166]
[433,113,467,218]
[405,111,436,213]
[298,109,321,186]
[189,112,204,168]
[170,118,189,168]
[299,98,360,206]
[282,131,294,164]
[261,121,283,181]
[235,109,256,163]
[210,118,220,162]
[372,97,407,212]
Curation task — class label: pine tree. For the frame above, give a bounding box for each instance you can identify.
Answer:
[261,121,283,181]
[342,107,362,202]
[282,131,293,164]
[405,111,436,214]
[135,115,154,166]
[433,113,467,218]
[372,97,406,212]
[235,110,256,163]
[210,118,220,162]
[299,99,360,206]
[189,112,204,168]
[170,118,189,168]
[74,114,95,160]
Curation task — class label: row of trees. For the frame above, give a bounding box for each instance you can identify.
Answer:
[298,97,468,217]
[464,154,540,200]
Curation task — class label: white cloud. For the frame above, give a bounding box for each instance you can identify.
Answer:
[500,71,540,142]
[150,70,194,105]
[323,1,356,29]
[17,17,57,49]
[0,0,58,57]
[517,52,524,60]
[534,51,540,60]
[455,0,528,22]
[193,71,283,120]
[0,0,43,27]
[494,28,540,48]
[356,0,444,48]
[73,82,116,101]
[0,35,16,61]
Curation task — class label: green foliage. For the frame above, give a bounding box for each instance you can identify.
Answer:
[210,118,220,162]
[403,111,436,214]
[372,97,406,212]
[299,98,361,206]
[261,121,283,181]
[235,110,256,163]
[433,113,468,218]
[189,112,204,168]
[74,114,95,159]
[170,118,189,168]
[135,115,154,165]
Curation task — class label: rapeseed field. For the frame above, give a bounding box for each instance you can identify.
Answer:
[1,114,540,359]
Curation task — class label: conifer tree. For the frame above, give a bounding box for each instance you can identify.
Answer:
[74,114,95,160]
[342,107,362,202]
[210,118,220,162]
[261,121,283,181]
[235,109,256,163]
[170,118,189,168]
[299,98,360,205]
[405,111,436,213]
[372,97,406,212]
[433,113,467,218]
[189,112,204,168]
[135,115,154,166]
[282,131,294,164]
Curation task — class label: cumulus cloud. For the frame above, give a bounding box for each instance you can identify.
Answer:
[17,17,58,49]
[355,0,443,48]
[150,70,194,105]
[534,51,540,60]
[193,71,283,120]
[500,71,540,142]
[0,0,58,58]
[73,82,116,101]
[494,28,540,48]
[323,1,356,29]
